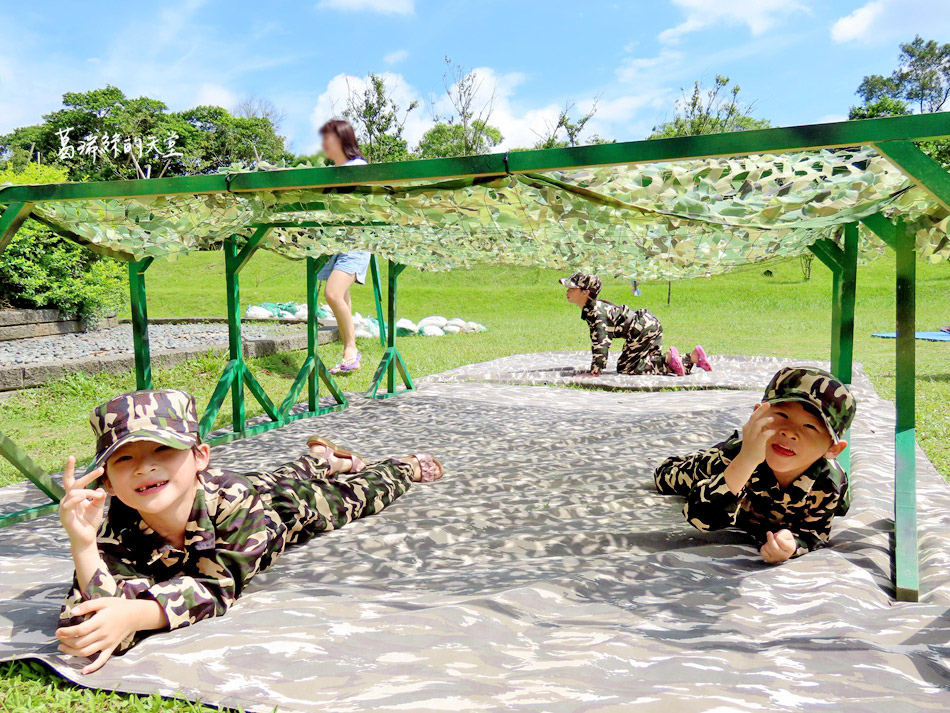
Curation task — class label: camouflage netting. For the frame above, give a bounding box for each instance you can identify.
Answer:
[19,148,950,279]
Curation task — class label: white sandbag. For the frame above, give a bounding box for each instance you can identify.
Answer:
[396,318,418,332]
[244,306,272,320]
[446,318,467,328]
[417,316,448,328]
[280,312,300,321]
[443,324,462,334]
[419,325,445,336]
[353,327,374,339]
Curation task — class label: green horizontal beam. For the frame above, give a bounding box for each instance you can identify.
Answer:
[2,114,950,204]
[0,501,60,528]
[874,140,950,212]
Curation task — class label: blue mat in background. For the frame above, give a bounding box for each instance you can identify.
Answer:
[872,331,950,342]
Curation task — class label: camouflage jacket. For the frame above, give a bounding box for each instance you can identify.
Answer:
[58,454,364,653]
[655,431,850,557]
[580,299,635,374]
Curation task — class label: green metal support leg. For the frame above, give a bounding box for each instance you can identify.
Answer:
[0,431,64,528]
[368,261,414,399]
[202,239,348,446]
[893,219,919,602]
[223,238,247,436]
[128,258,154,390]
[809,224,859,473]
[861,213,920,601]
[369,255,388,348]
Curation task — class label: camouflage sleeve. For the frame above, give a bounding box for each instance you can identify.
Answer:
[59,479,286,653]
[786,471,849,557]
[585,305,609,375]
[142,482,286,631]
[653,435,744,533]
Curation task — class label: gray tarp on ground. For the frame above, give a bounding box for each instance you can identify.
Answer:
[0,355,948,712]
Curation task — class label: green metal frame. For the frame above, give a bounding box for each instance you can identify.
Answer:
[0,113,948,602]
[196,233,347,446]
[367,260,414,399]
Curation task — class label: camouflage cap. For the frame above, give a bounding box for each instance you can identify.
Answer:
[559,272,602,298]
[90,389,200,470]
[762,367,856,443]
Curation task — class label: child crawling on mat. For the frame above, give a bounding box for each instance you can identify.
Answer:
[55,389,443,673]
[653,367,855,563]
[560,272,712,377]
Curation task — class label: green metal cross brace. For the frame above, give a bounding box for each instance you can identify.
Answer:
[861,212,919,602]
[367,260,414,400]
[129,257,154,390]
[0,431,65,528]
[369,255,388,347]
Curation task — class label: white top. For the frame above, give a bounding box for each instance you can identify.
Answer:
[343,157,367,166]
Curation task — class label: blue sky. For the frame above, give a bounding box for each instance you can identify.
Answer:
[1,0,948,154]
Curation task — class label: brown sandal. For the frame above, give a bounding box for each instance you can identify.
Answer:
[307,435,366,472]
[409,453,444,482]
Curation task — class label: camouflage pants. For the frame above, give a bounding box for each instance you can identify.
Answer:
[617,310,694,376]
[653,453,696,496]
[249,457,415,546]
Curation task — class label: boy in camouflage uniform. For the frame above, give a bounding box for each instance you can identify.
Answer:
[654,367,855,563]
[560,272,712,377]
[54,389,443,673]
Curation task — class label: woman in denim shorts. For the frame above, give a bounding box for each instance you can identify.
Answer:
[319,119,372,374]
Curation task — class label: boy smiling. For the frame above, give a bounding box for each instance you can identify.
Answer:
[653,367,855,563]
[55,390,443,673]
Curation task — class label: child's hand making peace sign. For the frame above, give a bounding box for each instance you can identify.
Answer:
[58,456,106,550]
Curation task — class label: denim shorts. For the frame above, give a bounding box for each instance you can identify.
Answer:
[316,251,371,285]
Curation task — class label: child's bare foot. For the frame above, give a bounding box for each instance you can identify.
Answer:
[400,454,444,482]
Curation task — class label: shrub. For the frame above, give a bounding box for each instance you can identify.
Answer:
[0,164,125,325]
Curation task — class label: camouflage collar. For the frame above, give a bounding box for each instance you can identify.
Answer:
[103,472,217,562]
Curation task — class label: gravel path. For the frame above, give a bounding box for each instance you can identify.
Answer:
[0,323,304,366]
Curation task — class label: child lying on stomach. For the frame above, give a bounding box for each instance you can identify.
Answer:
[654,367,855,563]
[56,389,443,673]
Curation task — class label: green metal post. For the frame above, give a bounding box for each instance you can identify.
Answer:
[893,218,919,602]
[370,255,387,347]
[128,258,154,390]
[836,224,858,473]
[368,261,413,399]
[223,237,246,435]
[307,256,321,410]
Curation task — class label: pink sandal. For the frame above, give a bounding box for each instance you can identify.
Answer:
[667,347,685,377]
[410,454,444,482]
[693,345,712,372]
[307,436,366,472]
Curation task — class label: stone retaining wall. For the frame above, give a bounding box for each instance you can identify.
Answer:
[0,309,117,342]
[0,327,337,393]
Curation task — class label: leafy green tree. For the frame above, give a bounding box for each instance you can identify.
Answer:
[0,86,291,181]
[415,120,502,159]
[650,75,769,139]
[534,99,612,149]
[343,74,419,163]
[849,36,950,165]
[0,163,124,323]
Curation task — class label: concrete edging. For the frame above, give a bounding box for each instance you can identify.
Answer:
[0,327,338,393]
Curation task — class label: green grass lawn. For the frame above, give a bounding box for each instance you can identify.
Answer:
[0,250,948,710]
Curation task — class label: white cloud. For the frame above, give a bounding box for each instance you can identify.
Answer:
[831,1,885,42]
[615,49,683,84]
[659,0,809,43]
[194,83,238,109]
[830,0,950,44]
[316,0,413,15]
[384,49,409,65]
